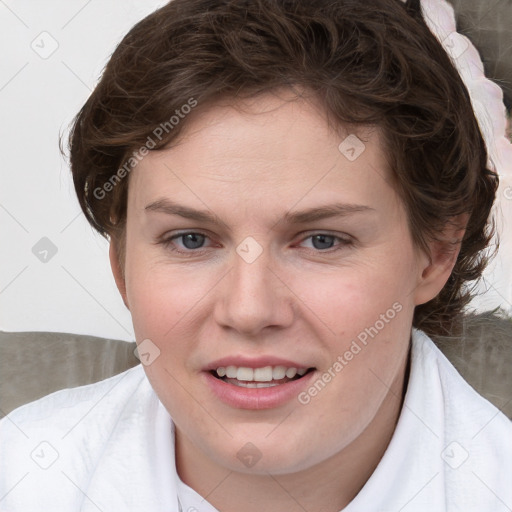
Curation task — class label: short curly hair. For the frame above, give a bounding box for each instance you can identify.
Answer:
[65,0,498,337]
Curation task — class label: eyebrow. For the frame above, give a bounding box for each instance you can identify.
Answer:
[144,198,374,225]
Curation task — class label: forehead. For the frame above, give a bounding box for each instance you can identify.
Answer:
[126,91,398,219]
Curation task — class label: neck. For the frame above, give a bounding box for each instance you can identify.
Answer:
[175,350,410,512]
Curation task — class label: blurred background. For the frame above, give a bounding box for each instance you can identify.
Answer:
[0,0,511,342]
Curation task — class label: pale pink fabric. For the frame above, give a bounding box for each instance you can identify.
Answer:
[414,0,512,312]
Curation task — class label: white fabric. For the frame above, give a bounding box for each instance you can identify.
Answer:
[1,329,511,511]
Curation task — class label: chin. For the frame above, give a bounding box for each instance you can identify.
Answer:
[203,429,334,476]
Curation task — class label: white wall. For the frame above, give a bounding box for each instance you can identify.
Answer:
[1,0,511,342]
[0,0,168,341]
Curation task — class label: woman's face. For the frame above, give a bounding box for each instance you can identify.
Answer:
[114,91,440,475]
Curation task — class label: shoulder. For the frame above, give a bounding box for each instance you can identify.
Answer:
[412,329,512,507]
[0,365,148,499]
[1,364,146,436]
[413,328,512,435]
[0,364,176,510]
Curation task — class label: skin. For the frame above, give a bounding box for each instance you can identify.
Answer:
[110,89,464,512]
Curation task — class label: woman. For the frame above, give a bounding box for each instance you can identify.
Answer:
[1,0,511,510]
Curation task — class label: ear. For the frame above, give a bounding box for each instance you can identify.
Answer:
[109,238,130,310]
[413,214,469,306]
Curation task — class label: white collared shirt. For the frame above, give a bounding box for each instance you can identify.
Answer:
[1,329,511,511]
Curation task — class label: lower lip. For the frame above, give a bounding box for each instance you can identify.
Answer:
[203,370,316,410]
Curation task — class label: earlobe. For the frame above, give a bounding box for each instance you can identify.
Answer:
[109,239,130,310]
[413,214,469,306]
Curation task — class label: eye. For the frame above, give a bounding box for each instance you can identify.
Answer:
[158,231,353,255]
[297,233,352,252]
[160,232,212,252]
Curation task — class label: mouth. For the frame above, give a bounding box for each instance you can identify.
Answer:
[209,365,316,388]
[203,358,318,409]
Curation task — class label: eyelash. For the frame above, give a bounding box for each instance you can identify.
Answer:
[158,231,354,255]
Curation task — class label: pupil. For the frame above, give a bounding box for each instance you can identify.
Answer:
[312,235,334,250]
[183,233,205,249]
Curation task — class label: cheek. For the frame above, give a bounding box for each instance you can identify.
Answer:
[125,252,207,339]
[125,262,206,420]
[121,239,415,472]
[287,267,413,457]
[287,248,416,339]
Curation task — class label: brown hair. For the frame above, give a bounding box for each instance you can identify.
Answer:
[64,0,498,337]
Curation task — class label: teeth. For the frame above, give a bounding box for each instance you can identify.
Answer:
[226,366,237,378]
[237,367,253,381]
[231,381,280,388]
[271,365,286,380]
[215,365,308,382]
[253,366,273,381]
[285,368,297,378]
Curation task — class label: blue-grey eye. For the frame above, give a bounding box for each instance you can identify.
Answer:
[311,234,336,250]
[180,233,206,249]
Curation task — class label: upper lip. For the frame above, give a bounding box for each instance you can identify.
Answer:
[205,356,313,371]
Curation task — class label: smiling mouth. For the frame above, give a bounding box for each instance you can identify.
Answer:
[210,366,316,388]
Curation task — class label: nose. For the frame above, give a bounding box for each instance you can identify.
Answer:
[213,245,294,337]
